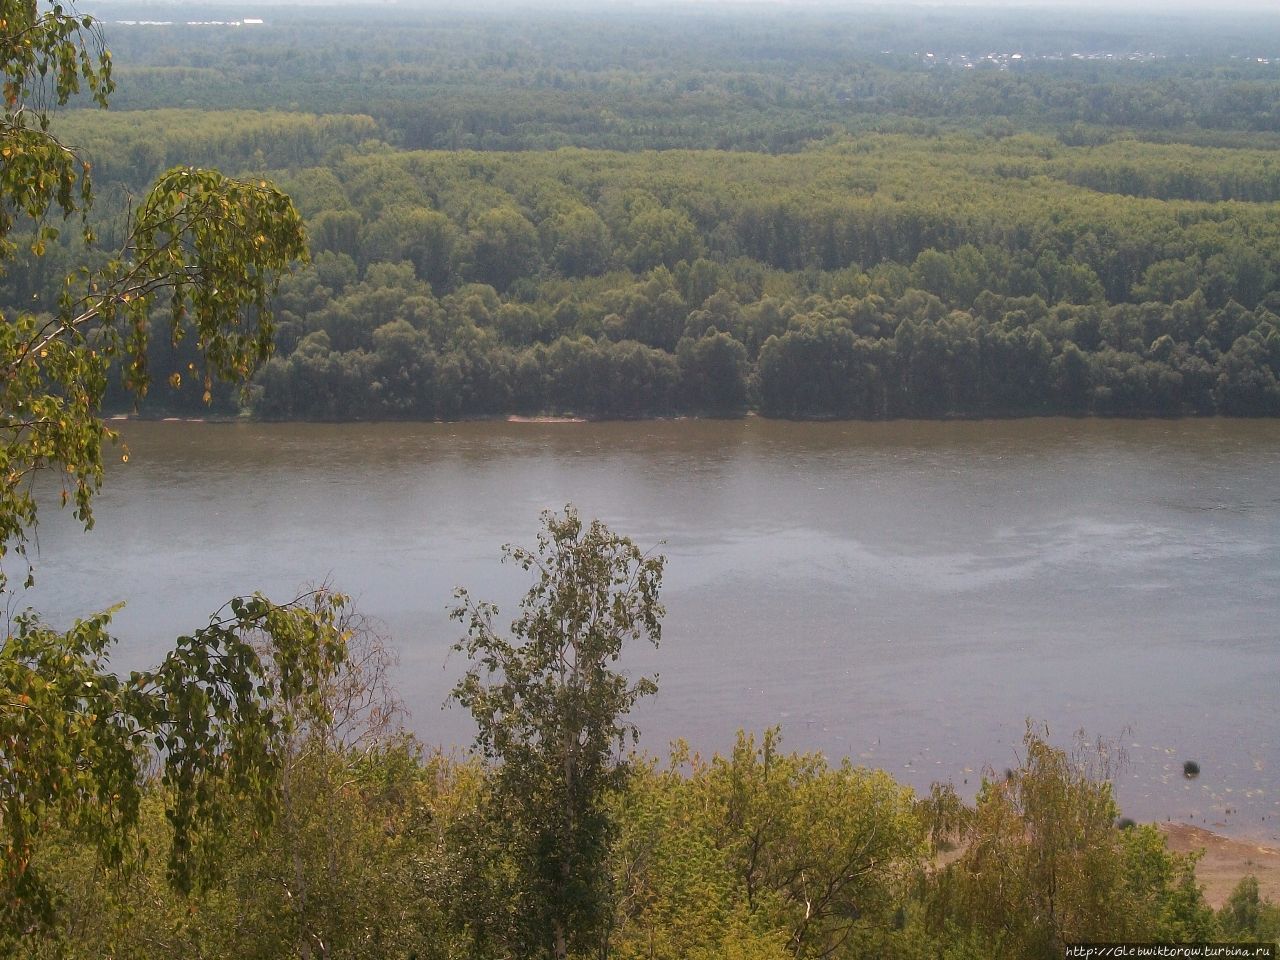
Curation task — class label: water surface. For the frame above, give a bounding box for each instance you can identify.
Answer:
[16,418,1280,839]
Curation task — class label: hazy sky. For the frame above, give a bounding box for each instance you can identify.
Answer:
[902,0,1277,10]
[85,0,1280,25]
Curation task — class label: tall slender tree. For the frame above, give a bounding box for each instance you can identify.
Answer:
[452,507,665,959]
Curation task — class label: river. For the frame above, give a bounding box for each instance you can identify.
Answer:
[15,417,1280,840]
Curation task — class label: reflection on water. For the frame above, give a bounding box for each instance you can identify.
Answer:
[16,417,1280,840]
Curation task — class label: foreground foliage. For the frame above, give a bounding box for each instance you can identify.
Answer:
[1,591,351,941]
[10,719,1275,960]
[927,732,1216,958]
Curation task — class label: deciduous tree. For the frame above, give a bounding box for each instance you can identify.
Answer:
[451,506,665,959]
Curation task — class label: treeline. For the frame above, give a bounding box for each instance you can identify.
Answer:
[74,134,1277,420]
[10,131,1280,418]
[10,130,1280,419]
[1051,141,1280,203]
[245,266,1280,419]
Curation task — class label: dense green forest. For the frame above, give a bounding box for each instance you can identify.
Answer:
[4,2,1280,418]
[86,3,1280,148]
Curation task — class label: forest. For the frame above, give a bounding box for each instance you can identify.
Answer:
[4,2,1280,420]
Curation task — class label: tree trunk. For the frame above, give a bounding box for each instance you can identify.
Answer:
[553,918,568,960]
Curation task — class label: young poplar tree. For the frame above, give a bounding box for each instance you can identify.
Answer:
[451,507,665,960]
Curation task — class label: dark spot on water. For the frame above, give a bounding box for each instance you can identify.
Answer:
[1116,817,1136,830]
[1183,760,1200,779]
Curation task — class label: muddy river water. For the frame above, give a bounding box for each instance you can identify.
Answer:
[18,417,1280,839]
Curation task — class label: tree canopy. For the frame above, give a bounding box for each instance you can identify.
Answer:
[9,7,1280,421]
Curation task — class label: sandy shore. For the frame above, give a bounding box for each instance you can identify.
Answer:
[1158,823,1280,908]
